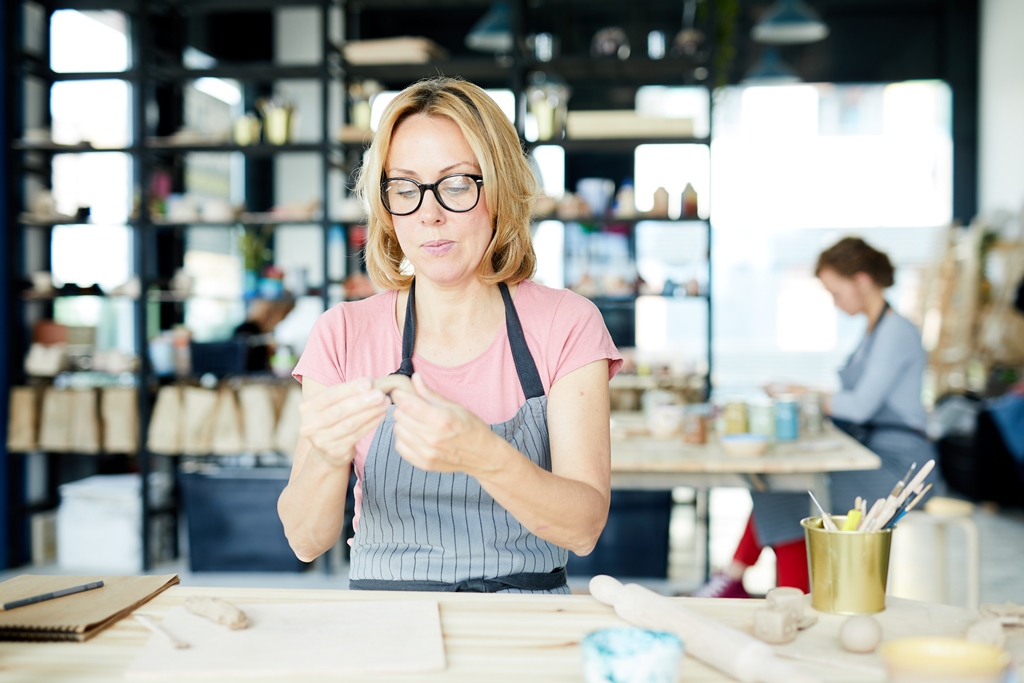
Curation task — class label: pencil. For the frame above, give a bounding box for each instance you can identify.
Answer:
[1,580,104,611]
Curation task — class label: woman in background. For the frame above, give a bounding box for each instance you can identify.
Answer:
[694,237,935,598]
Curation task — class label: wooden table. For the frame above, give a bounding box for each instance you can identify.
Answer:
[0,585,1001,683]
[610,411,881,508]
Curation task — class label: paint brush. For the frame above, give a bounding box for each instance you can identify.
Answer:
[866,462,919,531]
[896,460,935,507]
[808,490,838,530]
[872,461,936,531]
[884,483,933,529]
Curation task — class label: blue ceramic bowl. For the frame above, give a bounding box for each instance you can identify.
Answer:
[581,627,684,683]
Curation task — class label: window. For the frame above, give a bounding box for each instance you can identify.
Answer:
[709,81,953,391]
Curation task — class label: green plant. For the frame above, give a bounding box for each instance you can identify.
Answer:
[239,224,274,273]
[705,0,740,89]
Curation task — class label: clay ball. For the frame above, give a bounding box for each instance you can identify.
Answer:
[840,615,882,653]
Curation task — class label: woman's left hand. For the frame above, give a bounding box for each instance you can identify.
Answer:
[391,373,503,476]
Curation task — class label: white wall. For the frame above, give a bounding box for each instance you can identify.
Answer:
[979,0,1024,216]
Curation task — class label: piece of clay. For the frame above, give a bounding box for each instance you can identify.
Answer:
[184,596,249,630]
[979,602,1024,626]
[766,587,805,619]
[753,607,798,644]
[797,614,818,630]
[373,374,414,399]
[839,615,881,653]
[765,587,816,629]
[965,618,1006,649]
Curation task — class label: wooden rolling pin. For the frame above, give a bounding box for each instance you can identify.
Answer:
[589,575,820,683]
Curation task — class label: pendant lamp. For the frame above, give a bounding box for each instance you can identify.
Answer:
[742,47,801,84]
[751,0,829,45]
[466,2,513,53]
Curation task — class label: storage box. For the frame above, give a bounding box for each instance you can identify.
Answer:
[57,474,172,572]
[567,490,673,578]
[179,468,307,572]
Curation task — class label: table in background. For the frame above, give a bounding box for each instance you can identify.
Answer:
[609,411,882,578]
[0,586,1000,683]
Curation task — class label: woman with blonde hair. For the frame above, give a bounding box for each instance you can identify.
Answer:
[278,77,622,593]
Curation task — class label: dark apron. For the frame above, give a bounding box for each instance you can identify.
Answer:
[348,281,569,593]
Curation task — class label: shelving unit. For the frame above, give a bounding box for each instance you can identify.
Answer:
[4,0,717,571]
[3,0,343,569]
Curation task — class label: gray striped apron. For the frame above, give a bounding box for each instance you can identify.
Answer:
[751,303,934,545]
[348,281,569,593]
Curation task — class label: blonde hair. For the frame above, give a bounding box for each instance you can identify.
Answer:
[356,77,537,290]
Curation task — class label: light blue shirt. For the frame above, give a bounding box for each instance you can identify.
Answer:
[831,310,928,431]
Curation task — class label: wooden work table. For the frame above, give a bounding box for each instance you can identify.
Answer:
[0,585,1002,683]
[609,411,881,511]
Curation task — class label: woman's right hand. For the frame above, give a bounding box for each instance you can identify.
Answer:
[298,377,389,468]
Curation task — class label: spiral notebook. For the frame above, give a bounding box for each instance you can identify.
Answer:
[0,574,179,641]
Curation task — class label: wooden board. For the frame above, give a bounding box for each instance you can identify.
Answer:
[125,601,446,679]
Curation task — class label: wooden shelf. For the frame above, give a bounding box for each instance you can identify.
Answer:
[526,55,706,86]
[533,216,709,226]
[150,63,326,81]
[528,136,710,152]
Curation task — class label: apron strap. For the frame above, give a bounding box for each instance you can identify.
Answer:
[499,282,545,400]
[392,279,417,378]
[392,280,545,400]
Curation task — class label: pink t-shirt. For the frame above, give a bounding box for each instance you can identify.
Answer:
[292,279,623,533]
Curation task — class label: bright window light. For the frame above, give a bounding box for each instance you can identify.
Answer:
[635,296,708,370]
[51,225,132,290]
[711,81,952,231]
[51,80,131,148]
[51,153,132,222]
[634,144,710,219]
[635,86,710,138]
[709,81,951,390]
[193,78,242,106]
[532,220,565,288]
[775,277,837,352]
[531,145,565,199]
[50,10,130,73]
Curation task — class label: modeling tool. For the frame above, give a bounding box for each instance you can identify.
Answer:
[860,498,885,531]
[135,614,190,649]
[807,491,837,531]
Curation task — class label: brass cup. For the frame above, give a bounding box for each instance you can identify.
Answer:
[801,516,893,615]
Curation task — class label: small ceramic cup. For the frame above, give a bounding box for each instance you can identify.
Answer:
[880,637,1011,683]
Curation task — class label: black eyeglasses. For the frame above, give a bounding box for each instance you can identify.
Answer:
[381,173,484,216]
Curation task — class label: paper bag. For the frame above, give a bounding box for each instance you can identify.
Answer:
[101,387,138,454]
[210,388,244,455]
[238,385,276,451]
[7,387,40,451]
[39,388,73,452]
[147,386,182,455]
[274,385,302,457]
[181,387,217,455]
[68,389,101,454]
